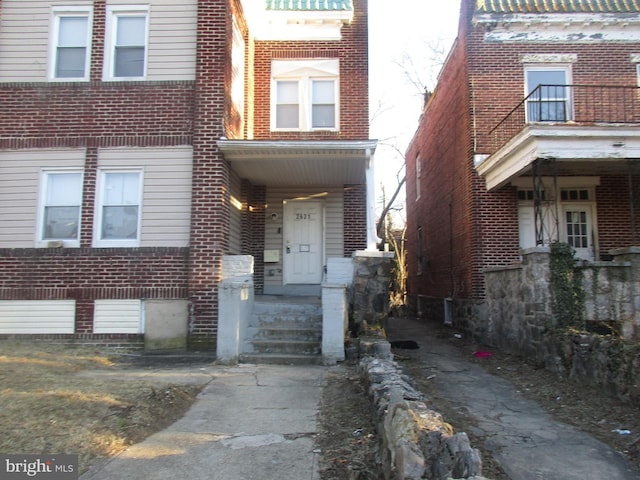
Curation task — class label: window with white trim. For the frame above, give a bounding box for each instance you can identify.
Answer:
[104,6,149,80]
[271,59,339,131]
[38,171,83,246]
[50,7,93,81]
[94,170,142,247]
[525,66,571,122]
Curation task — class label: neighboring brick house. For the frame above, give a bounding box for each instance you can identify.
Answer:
[405,0,640,344]
[0,0,377,349]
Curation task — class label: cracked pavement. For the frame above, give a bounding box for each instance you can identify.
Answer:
[81,363,326,480]
[386,317,640,480]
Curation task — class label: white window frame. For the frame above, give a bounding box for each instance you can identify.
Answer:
[36,169,84,248]
[103,5,149,81]
[48,6,93,81]
[524,65,572,123]
[93,169,143,248]
[271,59,340,132]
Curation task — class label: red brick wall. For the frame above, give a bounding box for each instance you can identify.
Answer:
[251,0,369,140]
[0,248,189,332]
[405,35,480,301]
[343,184,367,255]
[188,0,232,349]
[597,175,640,254]
[407,0,640,305]
[0,83,195,146]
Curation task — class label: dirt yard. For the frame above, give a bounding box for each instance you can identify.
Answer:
[0,343,202,475]
[316,364,381,480]
[4,333,638,480]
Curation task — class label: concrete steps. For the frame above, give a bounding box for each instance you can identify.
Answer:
[240,295,322,365]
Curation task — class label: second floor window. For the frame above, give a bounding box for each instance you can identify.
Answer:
[50,9,92,80]
[525,67,571,122]
[105,7,149,80]
[271,59,339,131]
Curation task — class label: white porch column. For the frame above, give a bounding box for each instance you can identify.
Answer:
[366,148,380,251]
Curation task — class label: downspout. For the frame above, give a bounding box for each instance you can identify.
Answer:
[366,148,380,251]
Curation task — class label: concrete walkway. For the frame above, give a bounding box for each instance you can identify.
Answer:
[386,317,640,480]
[81,363,325,480]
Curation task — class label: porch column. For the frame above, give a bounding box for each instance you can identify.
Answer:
[366,148,380,250]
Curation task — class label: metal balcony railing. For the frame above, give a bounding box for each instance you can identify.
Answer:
[488,85,640,152]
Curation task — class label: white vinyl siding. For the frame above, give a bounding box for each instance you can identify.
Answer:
[143,0,198,80]
[0,149,86,248]
[264,188,343,289]
[0,0,197,82]
[0,300,75,334]
[0,1,51,81]
[98,147,193,247]
[94,299,142,334]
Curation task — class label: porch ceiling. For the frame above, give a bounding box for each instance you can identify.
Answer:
[476,124,640,191]
[218,139,377,187]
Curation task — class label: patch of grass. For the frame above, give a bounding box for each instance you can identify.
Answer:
[0,343,201,474]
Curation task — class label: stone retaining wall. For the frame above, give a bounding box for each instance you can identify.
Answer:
[358,352,490,480]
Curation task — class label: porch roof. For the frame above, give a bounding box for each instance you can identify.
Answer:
[477,0,640,13]
[475,124,640,191]
[217,139,377,187]
[266,0,353,11]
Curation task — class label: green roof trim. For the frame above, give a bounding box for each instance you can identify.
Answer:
[477,0,640,13]
[266,0,353,11]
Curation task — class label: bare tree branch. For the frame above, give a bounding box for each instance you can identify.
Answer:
[376,175,406,240]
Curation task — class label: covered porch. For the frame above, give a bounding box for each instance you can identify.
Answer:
[216,139,393,364]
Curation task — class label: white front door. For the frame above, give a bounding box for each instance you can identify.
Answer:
[562,204,595,261]
[283,200,323,284]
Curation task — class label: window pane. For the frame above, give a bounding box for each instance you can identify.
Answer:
[312,80,334,103]
[43,206,80,239]
[59,16,88,46]
[43,173,81,240]
[56,47,86,78]
[116,16,146,46]
[312,105,335,128]
[276,105,299,128]
[526,70,567,93]
[104,173,140,205]
[102,206,139,239]
[277,81,298,103]
[114,46,145,77]
[46,173,82,205]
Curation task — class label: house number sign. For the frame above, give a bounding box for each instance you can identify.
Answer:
[295,213,312,220]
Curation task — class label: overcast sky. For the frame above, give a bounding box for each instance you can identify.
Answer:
[368,1,461,218]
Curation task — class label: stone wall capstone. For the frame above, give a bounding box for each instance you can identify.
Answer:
[359,354,491,480]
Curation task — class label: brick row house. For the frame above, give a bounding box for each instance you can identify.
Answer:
[0,0,377,354]
[406,0,640,351]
